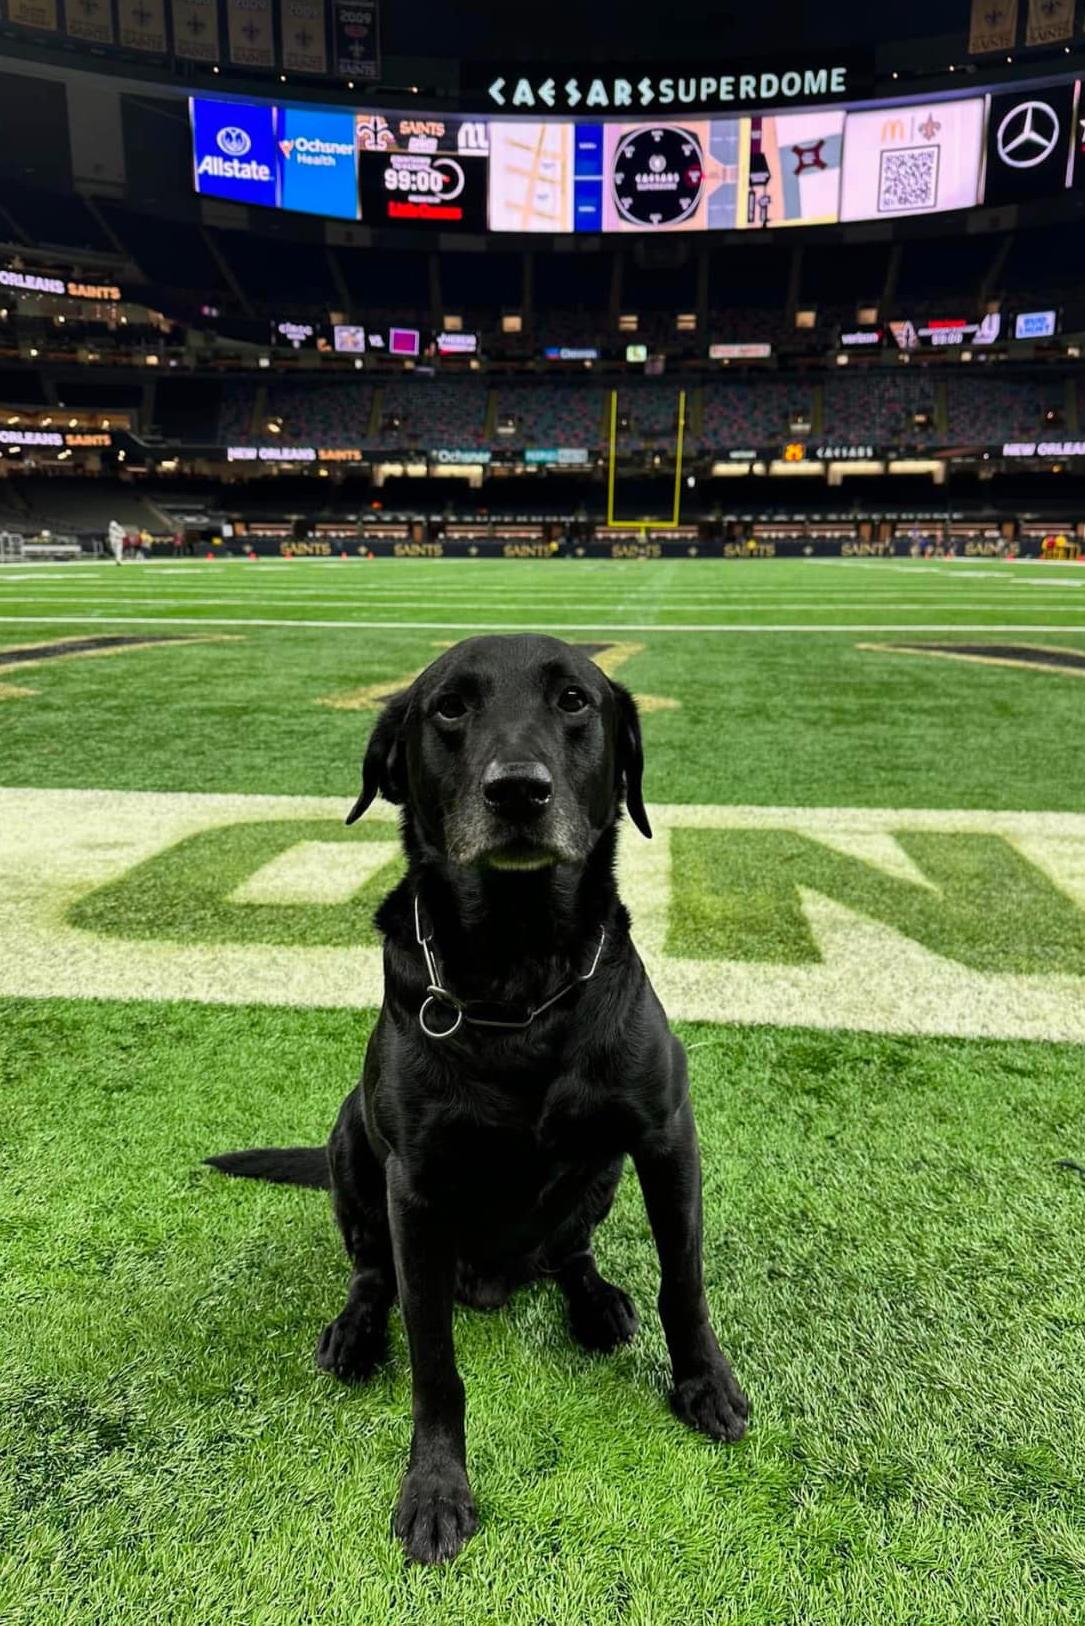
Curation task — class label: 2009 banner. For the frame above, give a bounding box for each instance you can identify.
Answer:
[332,0,379,82]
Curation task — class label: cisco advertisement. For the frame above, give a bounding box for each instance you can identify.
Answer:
[191,74,1085,232]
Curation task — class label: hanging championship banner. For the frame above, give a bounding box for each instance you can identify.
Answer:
[5,0,57,29]
[1026,0,1073,43]
[332,0,379,81]
[64,0,114,44]
[280,0,327,74]
[226,0,273,68]
[171,0,219,60]
[969,0,1018,52]
[117,0,166,51]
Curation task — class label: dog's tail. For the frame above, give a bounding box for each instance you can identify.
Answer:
[204,1146,331,1189]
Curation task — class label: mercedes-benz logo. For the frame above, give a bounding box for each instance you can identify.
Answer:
[216,126,252,158]
[997,101,1060,170]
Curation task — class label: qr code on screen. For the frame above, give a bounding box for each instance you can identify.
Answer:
[877,145,940,213]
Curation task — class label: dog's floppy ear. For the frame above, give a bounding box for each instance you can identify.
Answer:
[609,680,651,839]
[345,689,411,825]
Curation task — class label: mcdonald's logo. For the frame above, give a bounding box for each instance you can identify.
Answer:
[880,118,906,144]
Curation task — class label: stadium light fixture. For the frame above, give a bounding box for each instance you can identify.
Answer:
[501,314,522,333]
[619,314,638,332]
[676,313,697,332]
[443,314,464,332]
[794,309,816,330]
[836,353,849,366]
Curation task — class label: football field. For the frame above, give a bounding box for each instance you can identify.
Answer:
[3,556,1085,1624]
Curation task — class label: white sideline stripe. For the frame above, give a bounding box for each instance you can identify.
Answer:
[4,594,1084,611]
[1,614,1084,634]
[2,787,1085,1042]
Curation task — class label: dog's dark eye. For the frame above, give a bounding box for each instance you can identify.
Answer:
[435,693,467,721]
[557,686,589,714]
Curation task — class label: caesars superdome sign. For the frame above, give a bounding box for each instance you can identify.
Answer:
[466,55,868,113]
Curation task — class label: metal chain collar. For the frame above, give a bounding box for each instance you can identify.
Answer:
[413,894,606,1041]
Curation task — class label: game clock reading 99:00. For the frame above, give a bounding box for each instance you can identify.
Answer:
[355,112,489,229]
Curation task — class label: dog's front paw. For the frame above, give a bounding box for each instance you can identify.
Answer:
[671,1362,749,1442]
[394,1463,478,1565]
[315,1305,386,1384]
[567,1277,639,1353]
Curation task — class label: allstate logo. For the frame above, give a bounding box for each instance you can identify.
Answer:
[217,126,252,158]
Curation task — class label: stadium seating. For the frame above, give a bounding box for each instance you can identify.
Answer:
[701,379,815,444]
[0,476,164,534]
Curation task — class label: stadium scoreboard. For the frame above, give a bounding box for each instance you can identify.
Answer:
[191,73,1085,233]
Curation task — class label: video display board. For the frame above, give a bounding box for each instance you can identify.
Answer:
[191,75,1085,234]
[278,105,357,219]
[983,84,1077,205]
[742,109,845,227]
[355,112,489,228]
[839,99,985,221]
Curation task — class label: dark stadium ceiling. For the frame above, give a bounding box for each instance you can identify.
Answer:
[386,0,957,56]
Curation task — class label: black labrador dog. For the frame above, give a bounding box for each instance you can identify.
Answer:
[208,633,747,1565]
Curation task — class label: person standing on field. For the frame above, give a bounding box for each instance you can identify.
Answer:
[107,518,124,565]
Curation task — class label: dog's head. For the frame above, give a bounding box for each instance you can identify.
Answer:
[346,634,651,869]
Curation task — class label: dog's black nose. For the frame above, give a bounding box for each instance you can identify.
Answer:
[482,760,553,817]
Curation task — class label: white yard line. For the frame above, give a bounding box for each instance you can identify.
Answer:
[1,613,1084,634]
[4,593,1085,612]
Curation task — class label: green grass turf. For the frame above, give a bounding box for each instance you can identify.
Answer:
[2,559,1085,809]
[3,1000,1085,1625]
[2,556,1085,1621]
